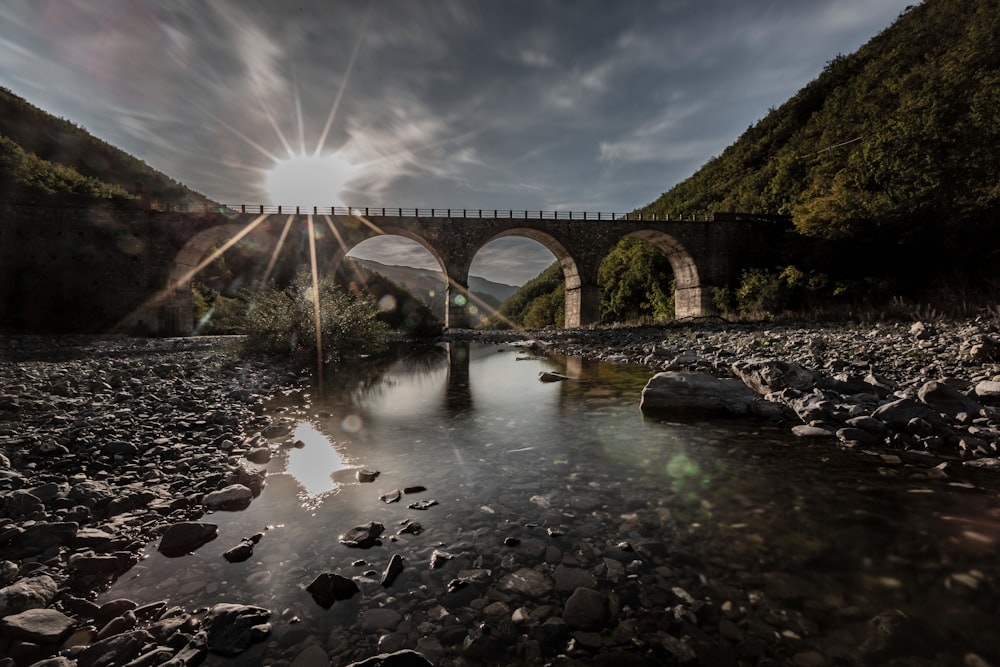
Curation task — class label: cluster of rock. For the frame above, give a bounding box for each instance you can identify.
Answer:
[528,319,1000,464]
[3,323,999,666]
[0,336,300,665]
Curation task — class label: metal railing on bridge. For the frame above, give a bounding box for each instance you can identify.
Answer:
[151,202,715,222]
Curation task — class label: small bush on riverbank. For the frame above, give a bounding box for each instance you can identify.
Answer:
[239,273,389,364]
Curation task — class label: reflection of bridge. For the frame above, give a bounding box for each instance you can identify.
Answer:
[0,202,788,334]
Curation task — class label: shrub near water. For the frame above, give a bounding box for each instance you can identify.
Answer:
[240,273,389,365]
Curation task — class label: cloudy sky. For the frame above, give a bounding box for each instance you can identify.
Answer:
[1,0,914,285]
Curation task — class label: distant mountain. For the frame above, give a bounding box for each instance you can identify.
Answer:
[348,258,520,320]
[0,86,213,208]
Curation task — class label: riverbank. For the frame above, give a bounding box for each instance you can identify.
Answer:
[2,321,1000,666]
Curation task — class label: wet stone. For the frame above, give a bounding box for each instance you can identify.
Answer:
[499,568,553,599]
[157,521,218,557]
[563,587,608,630]
[381,554,405,587]
[0,608,75,643]
[339,521,385,548]
[204,603,272,656]
[306,573,360,608]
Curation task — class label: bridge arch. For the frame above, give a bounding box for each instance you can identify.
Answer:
[473,227,586,327]
[324,219,448,278]
[613,229,706,320]
[161,224,278,335]
[620,230,700,286]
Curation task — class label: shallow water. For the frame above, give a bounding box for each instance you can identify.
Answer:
[101,342,1000,664]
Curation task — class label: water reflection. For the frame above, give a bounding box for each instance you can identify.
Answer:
[98,342,1000,665]
[282,421,349,501]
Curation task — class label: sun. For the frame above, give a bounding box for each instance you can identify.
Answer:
[264,152,362,208]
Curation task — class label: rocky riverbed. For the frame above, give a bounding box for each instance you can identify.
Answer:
[2,321,1000,666]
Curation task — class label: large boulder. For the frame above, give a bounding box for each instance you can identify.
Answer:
[640,372,792,420]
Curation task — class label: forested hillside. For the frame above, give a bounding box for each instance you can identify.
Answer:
[642,0,999,257]
[496,0,1000,327]
[0,87,212,208]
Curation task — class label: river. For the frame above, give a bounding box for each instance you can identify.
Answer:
[100,341,1000,665]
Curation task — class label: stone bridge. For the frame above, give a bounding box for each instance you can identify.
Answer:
[0,202,788,334]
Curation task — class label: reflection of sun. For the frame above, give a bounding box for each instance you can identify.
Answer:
[264,152,362,208]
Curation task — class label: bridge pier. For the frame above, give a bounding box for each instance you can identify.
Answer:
[445,282,470,329]
[565,283,600,328]
[674,285,718,319]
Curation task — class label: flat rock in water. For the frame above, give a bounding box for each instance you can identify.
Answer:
[640,372,761,418]
[357,469,380,483]
[203,484,254,511]
[339,521,385,548]
[157,521,219,557]
[538,371,570,382]
[223,540,255,563]
[379,489,402,504]
[306,573,360,608]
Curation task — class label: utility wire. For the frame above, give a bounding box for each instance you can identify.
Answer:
[797,136,863,159]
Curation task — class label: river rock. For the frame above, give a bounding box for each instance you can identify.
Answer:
[917,380,981,417]
[204,603,271,656]
[157,521,218,557]
[381,554,404,587]
[538,371,570,382]
[76,628,153,667]
[499,568,553,598]
[0,608,74,643]
[340,522,385,548]
[306,573,359,608]
[203,484,254,511]
[640,371,779,419]
[357,469,380,482]
[974,380,1000,402]
[563,587,608,630]
[360,608,403,632]
[553,564,597,593]
[291,644,332,667]
[0,575,59,617]
[245,446,272,464]
[9,521,79,557]
[871,398,937,429]
[379,488,402,503]
[731,358,818,394]
[223,539,255,563]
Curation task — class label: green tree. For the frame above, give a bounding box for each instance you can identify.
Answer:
[598,238,674,323]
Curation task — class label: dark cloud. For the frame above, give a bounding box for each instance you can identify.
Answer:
[1,0,914,283]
